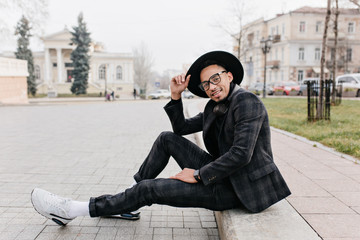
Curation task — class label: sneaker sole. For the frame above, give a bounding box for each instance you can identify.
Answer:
[103,212,140,221]
[31,189,73,226]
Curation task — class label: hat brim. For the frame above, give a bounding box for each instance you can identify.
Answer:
[186,51,244,98]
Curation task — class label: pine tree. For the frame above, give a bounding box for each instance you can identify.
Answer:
[70,12,91,95]
[15,16,37,96]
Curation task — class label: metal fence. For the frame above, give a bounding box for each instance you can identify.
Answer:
[307,79,342,121]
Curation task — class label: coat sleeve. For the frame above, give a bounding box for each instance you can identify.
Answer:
[164,99,203,135]
[200,92,266,185]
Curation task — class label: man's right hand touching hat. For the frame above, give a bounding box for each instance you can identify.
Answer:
[170,74,191,100]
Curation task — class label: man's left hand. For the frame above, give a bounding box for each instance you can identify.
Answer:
[170,168,197,183]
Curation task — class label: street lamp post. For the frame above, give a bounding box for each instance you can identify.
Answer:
[104,64,108,100]
[260,36,273,98]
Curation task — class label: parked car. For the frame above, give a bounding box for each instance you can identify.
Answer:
[299,78,320,96]
[336,74,360,97]
[182,89,194,99]
[248,82,274,95]
[148,89,171,99]
[273,81,300,95]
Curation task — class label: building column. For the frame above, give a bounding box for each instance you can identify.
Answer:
[56,48,63,83]
[44,48,51,87]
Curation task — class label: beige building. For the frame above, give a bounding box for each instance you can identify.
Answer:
[0,57,29,104]
[236,6,360,87]
[3,28,134,97]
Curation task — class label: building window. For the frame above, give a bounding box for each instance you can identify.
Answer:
[298,48,305,60]
[116,65,122,80]
[274,71,278,82]
[348,22,355,33]
[299,21,306,32]
[282,23,285,35]
[281,47,284,62]
[316,21,322,33]
[315,48,321,61]
[298,70,304,82]
[99,64,106,80]
[35,65,40,80]
[331,48,335,60]
[346,48,352,62]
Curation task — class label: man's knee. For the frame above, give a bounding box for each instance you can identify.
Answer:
[158,131,175,139]
[156,131,177,145]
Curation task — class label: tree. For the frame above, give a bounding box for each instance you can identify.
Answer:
[349,0,360,7]
[214,0,250,60]
[70,13,91,95]
[15,15,36,96]
[331,0,340,105]
[133,43,154,95]
[0,0,48,49]
[318,0,331,119]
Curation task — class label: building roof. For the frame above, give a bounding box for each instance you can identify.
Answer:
[291,6,360,15]
[41,27,71,41]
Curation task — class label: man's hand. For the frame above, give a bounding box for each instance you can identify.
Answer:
[170,74,191,100]
[169,168,197,183]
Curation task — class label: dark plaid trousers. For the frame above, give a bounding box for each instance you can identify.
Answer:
[89,131,241,217]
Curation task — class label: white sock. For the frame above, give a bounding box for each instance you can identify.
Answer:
[67,180,138,218]
[68,200,90,218]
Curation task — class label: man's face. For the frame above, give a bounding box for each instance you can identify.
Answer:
[200,64,233,102]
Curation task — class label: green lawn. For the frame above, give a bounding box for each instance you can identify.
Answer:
[261,98,360,160]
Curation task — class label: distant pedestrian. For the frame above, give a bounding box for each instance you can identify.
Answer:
[133,89,137,99]
[111,91,115,101]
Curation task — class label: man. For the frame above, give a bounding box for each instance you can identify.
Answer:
[31,51,290,226]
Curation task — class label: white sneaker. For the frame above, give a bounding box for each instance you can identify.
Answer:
[31,188,75,226]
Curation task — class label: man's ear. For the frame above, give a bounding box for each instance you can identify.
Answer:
[227,72,234,83]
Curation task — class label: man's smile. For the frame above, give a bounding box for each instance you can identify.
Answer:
[211,88,222,97]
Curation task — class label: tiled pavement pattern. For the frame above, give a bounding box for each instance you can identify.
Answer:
[0,99,219,240]
[272,129,360,240]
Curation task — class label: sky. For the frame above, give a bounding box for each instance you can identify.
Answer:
[1,0,334,74]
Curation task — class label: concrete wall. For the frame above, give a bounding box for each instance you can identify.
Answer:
[0,57,29,104]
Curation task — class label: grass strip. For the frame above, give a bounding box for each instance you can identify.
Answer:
[261,98,360,160]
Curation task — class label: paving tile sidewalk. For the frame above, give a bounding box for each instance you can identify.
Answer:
[272,129,360,240]
[0,100,219,240]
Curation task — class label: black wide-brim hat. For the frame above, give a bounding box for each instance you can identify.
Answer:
[186,51,244,98]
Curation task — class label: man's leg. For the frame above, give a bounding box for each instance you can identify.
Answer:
[134,131,213,182]
[102,131,211,219]
[89,178,241,217]
[31,131,226,225]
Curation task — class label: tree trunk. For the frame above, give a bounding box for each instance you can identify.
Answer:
[331,0,339,105]
[318,0,331,119]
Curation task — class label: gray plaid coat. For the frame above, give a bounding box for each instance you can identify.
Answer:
[165,86,291,213]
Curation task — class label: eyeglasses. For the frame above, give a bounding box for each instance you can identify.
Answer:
[198,71,227,91]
